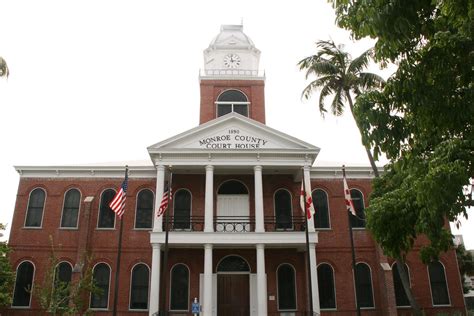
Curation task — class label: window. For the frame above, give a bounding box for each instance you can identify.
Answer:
[130,264,149,310]
[170,264,189,311]
[355,263,374,308]
[216,90,249,117]
[98,189,116,228]
[12,261,35,307]
[318,264,336,309]
[274,189,293,229]
[135,189,154,229]
[277,264,296,310]
[61,189,80,228]
[55,262,73,307]
[90,263,110,309]
[428,261,450,305]
[313,189,330,229]
[392,263,410,307]
[350,189,365,228]
[25,188,46,227]
[173,189,191,230]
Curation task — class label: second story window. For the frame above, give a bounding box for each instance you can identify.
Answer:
[98,189,116,229]
[216,90,249,117]
[60,189,81,228]
[25,188,46,228]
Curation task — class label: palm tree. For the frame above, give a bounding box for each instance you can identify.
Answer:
[298,40,383,176]
[0,57,9,79]
[299,40,422,315]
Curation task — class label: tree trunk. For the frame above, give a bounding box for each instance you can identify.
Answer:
[345,90,422,315]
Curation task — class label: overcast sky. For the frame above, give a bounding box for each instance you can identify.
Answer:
[0,0,471,247]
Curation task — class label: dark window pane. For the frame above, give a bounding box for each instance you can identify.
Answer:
[318,264,336,309]
[350,189,365,228]
[429,261,450,305]
[392,263,410,306]
[313,189,330,229]
[135,189,154,229]
[170,264,189,311]
[233,104,248,117]
[217,90,248,102]
[218,181,248,194]
[275,189,292,229]
[12,261,34,307]
[130,264,149,310]
[90,263,110,309]
[355,263,374,308]
[98,189,116,228]
[278,264,296,310]
[55,262,72,308]
[217,256,250,272]
[217,104,232,117]
[25,188,45,227]
[174,190,191,229]
[61,189,80,228]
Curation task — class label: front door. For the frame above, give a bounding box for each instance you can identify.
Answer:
[217,274,250,316]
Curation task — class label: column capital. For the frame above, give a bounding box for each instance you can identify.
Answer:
[152,243,162,250]
[254,165,262,172]
[205,165,214,172]
[303,165,311,172]
[156,165,166,171]
[256,243,265,250]
[204,243,213,250]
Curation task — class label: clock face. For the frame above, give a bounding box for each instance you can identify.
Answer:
[224,53,241,68]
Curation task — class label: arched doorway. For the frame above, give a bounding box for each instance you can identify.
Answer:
[217,180,250,232]
[217,255,250,316]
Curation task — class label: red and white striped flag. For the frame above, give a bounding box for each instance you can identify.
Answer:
[300,179,315,219]
[343,174,356,216]
[156,183,172,217]
[109,170,128,219]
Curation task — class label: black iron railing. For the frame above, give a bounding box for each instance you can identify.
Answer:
[163,215,307,232]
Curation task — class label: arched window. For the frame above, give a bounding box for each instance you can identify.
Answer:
[318,263,336,309]
[313,189,330,229]
[216,90,249,117]
[350,189,365,228]
[25,188,46,227]
[98,189,116,228]
[218,180,248,194]
[428,261,450,305]
[90,263,111,309]
[130,264,149,310]
[217,255,250,272]
[170,264,189,311]
[135,189,154,229]
[61,189,81,228]
[12,261,35,307]
[392,262,410,307]
[355,263,374,308]
[55,262,73,307]
[277,264,296,310]
[274,189,293,229]
[173,189,191,230]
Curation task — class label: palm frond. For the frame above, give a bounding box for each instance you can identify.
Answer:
[331,87,345,116]
[303,61,339,79]
[348,48,374,74]
[318,84,334,116]
[358,72,385,90]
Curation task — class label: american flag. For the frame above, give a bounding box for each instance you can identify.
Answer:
[343,174,356,216]
[109,170,128,219]
[157,183,172,217]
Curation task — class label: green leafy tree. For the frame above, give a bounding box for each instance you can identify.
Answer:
[329,0,473,314]
[298,40,384,176]
[0,223,14,307]
[0,57,9,79]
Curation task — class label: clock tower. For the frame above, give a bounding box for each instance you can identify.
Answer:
[199,25,266,124]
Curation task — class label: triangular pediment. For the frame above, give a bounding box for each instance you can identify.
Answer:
[148,113,319,153]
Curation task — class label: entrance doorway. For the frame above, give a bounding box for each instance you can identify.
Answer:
[217,255,251,316]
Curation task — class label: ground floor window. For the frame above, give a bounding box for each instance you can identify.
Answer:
[355,262,374,308]
[429,261,450,305]
[130,263,149,310]
[392,262,410,307]
[90,263,110,309]
[12,261,35,307]
[277,264,297,310]
[170,264,189,311]
[318,263,336,309]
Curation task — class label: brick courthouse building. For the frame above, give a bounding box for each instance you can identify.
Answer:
[6,25,466,315]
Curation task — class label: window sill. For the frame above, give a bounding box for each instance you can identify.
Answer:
[59,227,79,230]
[22,226,42,229]
[95,228,116,230]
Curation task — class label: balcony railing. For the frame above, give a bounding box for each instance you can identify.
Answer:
[163,216,307,233]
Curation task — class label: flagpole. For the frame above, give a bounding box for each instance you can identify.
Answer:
[343,165,361,316]
[159,168,172,316]
[302,170,314,316]
[112,166,128,316]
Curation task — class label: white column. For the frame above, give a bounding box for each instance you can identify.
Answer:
[256,244,268,315]
[153,165,166,232]
[204,165,214,232]
[203,244,213,316]
[149,243,161,316]
[254,165,265,232]
[309,243,320,315]
[303,165,316,232]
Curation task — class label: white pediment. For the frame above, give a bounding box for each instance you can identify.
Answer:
[148,113,319,153]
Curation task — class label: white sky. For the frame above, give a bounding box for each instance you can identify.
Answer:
[0,0,471,247]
